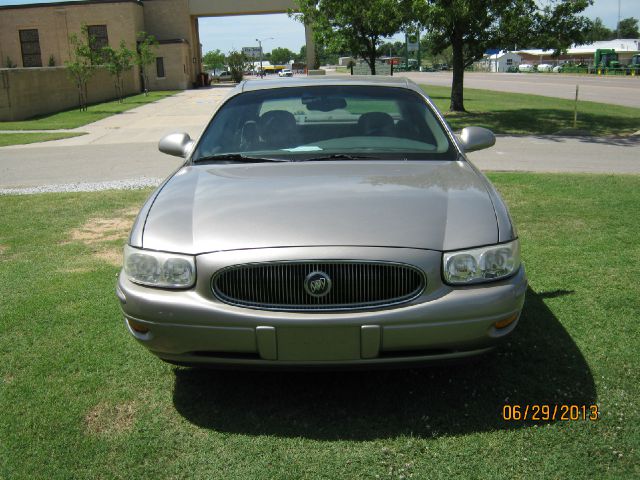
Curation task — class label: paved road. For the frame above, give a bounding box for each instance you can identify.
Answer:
[0,143,179,188]
[2,134,637,190]
[0,85,638,191]
[468,135,639,173]
[395,71,640,108]
[0,88,228,190]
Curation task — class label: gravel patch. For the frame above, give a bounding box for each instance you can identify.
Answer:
[0,177,163,195]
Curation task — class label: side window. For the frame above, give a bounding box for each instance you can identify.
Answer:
[19,29,42,67]
[156,57,165,78]
[506,58,513,66]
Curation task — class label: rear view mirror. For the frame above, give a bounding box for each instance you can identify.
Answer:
[458,127,496,153]
[158,132,194,158]
[302,95,347,112]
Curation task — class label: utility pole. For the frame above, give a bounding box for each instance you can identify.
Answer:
[417,32,421,71]
[255,37,274,77]
[617,0,621,38]
[256,38,263,76]
[405,33,409,70]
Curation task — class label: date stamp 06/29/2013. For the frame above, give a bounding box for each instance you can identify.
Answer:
[502,404,600,422]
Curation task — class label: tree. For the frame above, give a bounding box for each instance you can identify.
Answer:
[535,0,592,55]
[295,43,331,68]
[379,41,406,58]
[423,45,453,68]
[585,17,614,43]
[270,47,295,65]
[415,0,592,112]
[135,32,159,95]
[202,49,225,71]
[293,0,411,75]
[226,50,250,82]
[617,17,639,38]
[297,45,307,63]
[102,40,134,102]
[65,25,98,111]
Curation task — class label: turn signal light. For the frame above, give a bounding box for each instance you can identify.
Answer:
[494,313,518,329]
[128,319,150,334]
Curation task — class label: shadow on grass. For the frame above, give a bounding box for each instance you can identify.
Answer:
[1,94,168,124]
[532,135,640,147]
[442,108,639,137]
[173,287,595,440]
[88,109,137,115]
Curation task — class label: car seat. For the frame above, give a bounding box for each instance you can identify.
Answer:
[357,112,396,137]
[258,110,300,149]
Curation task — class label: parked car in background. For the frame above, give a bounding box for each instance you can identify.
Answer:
[433,63,450,70]
[212,70,233,82]
[278,69,293,77]
[518,64,534,72]
[118,76,526,368]
[537,64,553,72]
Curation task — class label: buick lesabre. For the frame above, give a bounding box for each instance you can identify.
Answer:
[116,76,527,367]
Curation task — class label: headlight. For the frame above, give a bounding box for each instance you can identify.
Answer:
[124,245,196,288]
[443,240,520,285]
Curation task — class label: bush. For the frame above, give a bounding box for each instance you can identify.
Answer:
[227,50,250,82]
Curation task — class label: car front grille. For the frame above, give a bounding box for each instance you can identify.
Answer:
[212,261,425,311]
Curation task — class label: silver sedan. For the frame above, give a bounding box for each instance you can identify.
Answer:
[116,76,527,367]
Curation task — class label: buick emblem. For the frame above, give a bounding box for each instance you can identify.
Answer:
[304,271,332,297]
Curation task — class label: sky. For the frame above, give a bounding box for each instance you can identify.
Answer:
[0,0,637,54]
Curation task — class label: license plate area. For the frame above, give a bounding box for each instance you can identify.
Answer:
[277,326,360,361]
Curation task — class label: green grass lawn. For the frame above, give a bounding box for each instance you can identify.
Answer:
[420,85,640,136]
[0,91,179,131]
[0,132,86,147]
[1,174,638,478]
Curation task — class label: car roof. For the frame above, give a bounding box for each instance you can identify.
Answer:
[240,75,419,93]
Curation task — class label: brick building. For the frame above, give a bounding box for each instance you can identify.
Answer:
[0,0,315,120]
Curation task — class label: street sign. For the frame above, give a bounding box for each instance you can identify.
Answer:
[242,47,262,59]
[407,34,419,52]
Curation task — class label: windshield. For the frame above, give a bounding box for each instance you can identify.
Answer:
[191,85,457,162]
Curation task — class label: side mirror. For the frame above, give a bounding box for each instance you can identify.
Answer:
[158,132,194,158]
[458,127,496,153]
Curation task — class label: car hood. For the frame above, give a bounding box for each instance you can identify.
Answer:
[142,160,498,254]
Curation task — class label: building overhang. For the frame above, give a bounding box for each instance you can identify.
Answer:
[0,0,142,11]
[188,0,297,17]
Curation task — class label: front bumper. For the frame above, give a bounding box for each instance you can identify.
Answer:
[117,246,527,367]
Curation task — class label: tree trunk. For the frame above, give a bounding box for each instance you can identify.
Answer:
[361,36,377,75]
[450,30,465,112]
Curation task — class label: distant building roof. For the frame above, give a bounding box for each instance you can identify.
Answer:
[484,50,521,60]
[518,39,640,56]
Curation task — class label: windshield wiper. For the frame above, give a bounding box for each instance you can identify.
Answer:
[194,153,290,164]
[297,154,381,161]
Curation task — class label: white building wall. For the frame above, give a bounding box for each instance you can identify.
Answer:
[492,52,522,72]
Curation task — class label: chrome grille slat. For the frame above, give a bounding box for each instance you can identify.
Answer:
[212,261,425,312]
